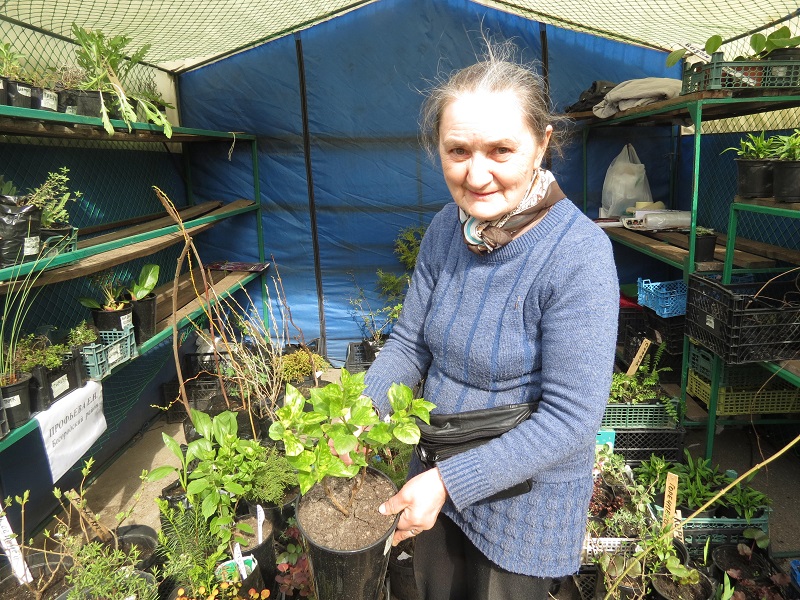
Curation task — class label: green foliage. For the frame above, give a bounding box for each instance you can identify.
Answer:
[0,41,25,80]
[65,539,158,600]
[79,269,129,311]
[348,278,402,344]
[666,27,800,67]
[633,453,669,493]
[15,334,68,372]
[719,484,772,522]
[128,263,160,300]
[146,410,268,550]
[722,131,779,159]
[770,128,800,161]
[278,349,330,384]
[371,439,414,489]
[71,24,172,138]
[242,445,298,506]
[268,369,435,511]
[26,166,82,228]
[0,175,18,196]
[67,320,99,346]
[743,527,770,549]
[664,555,700,585]
[609,342,671,406]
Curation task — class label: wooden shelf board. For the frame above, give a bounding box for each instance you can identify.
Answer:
[734,197,800,212]
[650,231,776,269]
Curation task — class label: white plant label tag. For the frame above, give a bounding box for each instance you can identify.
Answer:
[0,514,32,583]
[2,394,21,408]
[232,544,248,580]
[256,504,265,545]
[51,374,70,398]
[383,532,393,556]
[41,90,58,111]
[17,85,30,97]
[120,313,133,329]
[23,236,39,256]
[66,106,77,115]
[107,343,122,366]
[705,315,715,329]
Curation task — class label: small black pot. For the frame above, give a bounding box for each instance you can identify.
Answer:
[711,544,771,584]
[90,305,133,332]
[650,568,715,600]
[1,372,33,429]
[388,538,418,600]
[0,197,41,267]
[0,77,7,105]
[130,293,157,344]
[772,160,800,202]
[31,87,58,112]
[117,524,160,572]
[58,88,80,114]
[6,80,32,108]
[764,48,800,87]
[694,234,718,262]
[735,158,774,199]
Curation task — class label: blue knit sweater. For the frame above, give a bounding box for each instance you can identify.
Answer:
[364,198,618,577]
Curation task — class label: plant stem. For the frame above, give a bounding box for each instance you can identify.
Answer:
[322,477,349,517]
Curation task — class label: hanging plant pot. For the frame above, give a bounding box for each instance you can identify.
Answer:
[694,234,718,262]
[0,197,41,267]
[130,293,157,344]
[1,372,33,430]
[90,304,133,332]
[297,467,399,600]
[6,80,32,108]
[735,159,774,199]
[772,160,800,202]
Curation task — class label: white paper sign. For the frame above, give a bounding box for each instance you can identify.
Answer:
[0,514,32,583]
[34,381,106,482]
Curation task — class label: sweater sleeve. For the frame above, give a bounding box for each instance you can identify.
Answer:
[363,207,450,414]
[438,220,619,509]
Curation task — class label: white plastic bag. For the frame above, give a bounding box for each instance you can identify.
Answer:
[601,144,653,217]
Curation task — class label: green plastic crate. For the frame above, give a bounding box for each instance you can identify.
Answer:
[682,55,800,94]
[688,343,772,388]
[76,326,138,380]
[602,398,680,429]
[687,369,800,416]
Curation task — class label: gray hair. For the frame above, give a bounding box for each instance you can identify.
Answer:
[419,40,569,161]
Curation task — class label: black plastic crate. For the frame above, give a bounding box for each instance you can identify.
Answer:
[622,326,683,385]
[183,352,233,379]
[612,427,685,465]
[161,378,221,423]
[643,307,685,355]
[344,342,374,374]
[686,273,800,364]
[618,306,646,348]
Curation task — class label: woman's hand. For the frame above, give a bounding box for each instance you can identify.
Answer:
[378,467,447,545]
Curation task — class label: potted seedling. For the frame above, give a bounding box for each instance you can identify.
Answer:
[78,269,133,332]
[268,369,434,600]
[28,66,59,112]
[768,128,800,202]
[15,333,83,412]
[0,41,32,107]
[693,226,718,263]
[52,63,87,114]
[0,175,43,267]
[71,24,173,138]
[722,131,778,199]
[126,263,160,344]
[26,166,82,255]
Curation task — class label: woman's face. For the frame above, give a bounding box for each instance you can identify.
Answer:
[438,89,552,221]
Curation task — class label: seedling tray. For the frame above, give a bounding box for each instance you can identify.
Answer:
[686,273,800,364]
[75,326,137,380]
[612,427,685,465]
[682,57,800,94]
[687,369,800,416]
[344,342,374,374]
[602,398,680,429]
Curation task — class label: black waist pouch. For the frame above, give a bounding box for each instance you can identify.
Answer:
[415,400,539,502]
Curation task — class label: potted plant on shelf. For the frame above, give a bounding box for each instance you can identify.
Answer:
[768,128,800,202]
[71,24,173,138]
[26,166,82,254]
[53,63,87,114]
[28,66,59,112]
[722,131,777,199]
[126,263,160,344]
[693,226,718,263]
[0,41,32,107]
[0,175,44,268]
[268,369,434,600]
[15,333,83,412]
[79,269,133,331]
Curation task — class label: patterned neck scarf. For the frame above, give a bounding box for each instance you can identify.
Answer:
[459,168,566,255]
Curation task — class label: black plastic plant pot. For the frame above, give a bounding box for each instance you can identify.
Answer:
[117,524,160,572]
[58,89,79,114]
[6,80,32,108]
[131,293,157,344]
[0,197,41,267]
[764,48,800,86]
[91,305,134,332]
[772,160,800,202]
[388,539,418,600]
[694,234,717,262]
[1,372,32,429]
[76,89,102,117]
[258,485,301,533]
[215,556,265,595]
[239,518,277,593]
[735,159,773,199]
[297,468,399,600]
[0,77,7,105]
[650,568,715,600]
[31,87,58,112]
[30,349,84,412]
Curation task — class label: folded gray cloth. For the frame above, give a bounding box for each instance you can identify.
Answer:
[592,77,683,118]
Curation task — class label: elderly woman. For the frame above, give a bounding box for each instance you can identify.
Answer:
[364,42,618,600]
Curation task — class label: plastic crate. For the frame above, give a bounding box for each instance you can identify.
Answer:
[344,342,374,374]
[161,378,221,423]
[618,306,646,348]
[688,343,773,388]
[40,226,78,258]
[686,273,800,364]
[612,428,685,465]
[183,352,233,378]
[572,566,597,600]
[642,307,685,355]
[602,398,680,429]
[687,369,800,416]
[77,326,138,380]
[638,278,688,318]
[622,326,683,385]
[681,55,800,94]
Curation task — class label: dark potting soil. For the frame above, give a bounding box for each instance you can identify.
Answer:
[713,546,771,582]
[1,565,71,600]
[237,513,275,551]
[651,572,714,600]
[297,471,396,551]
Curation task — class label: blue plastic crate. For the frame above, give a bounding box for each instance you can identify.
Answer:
[638,278,688,318]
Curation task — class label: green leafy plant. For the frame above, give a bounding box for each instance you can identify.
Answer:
[770,128,800,161]
[15,334,68,372]
[71,24,173,138]
[695,226,715,236]
[268,369,435,516]
[78,269,129,311]
[278,349,330,384]
[146,409,265,549]
[722,131,778,159]
[596,551,647,600]
[667,27,800,66]
[26,166,82,229]
[718,482,771,522]
[242,445,298,507]
[348,277,402,346]
[0,175,18,196]
[0,41,25,80]
[128,263,160,300]
[67,320,99,346]
[608,344,671,405]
